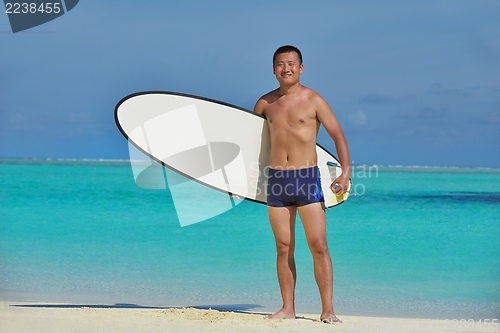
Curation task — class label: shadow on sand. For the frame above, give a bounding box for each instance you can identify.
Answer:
[12,303,264,313]
[10,303,316,321]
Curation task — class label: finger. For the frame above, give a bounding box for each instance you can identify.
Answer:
[331,183,343,195]
[335,184,346,195]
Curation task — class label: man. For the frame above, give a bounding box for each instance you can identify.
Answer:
[254,45,350,324]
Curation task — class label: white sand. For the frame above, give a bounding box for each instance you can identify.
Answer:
[1,302,498,333]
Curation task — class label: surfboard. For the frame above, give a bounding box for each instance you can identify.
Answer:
[114,91,351,209]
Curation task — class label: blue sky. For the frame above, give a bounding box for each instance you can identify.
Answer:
[1,0,499,167]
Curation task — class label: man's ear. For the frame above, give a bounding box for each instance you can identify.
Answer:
[299,63,304,74]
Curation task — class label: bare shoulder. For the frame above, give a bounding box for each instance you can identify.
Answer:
[300,86,331,111]
[309,88,328,106]
[254,89,279,115]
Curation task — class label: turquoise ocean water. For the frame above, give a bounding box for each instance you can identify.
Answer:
[0,158,499,319]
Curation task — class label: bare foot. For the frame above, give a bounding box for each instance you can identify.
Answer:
[264,309,296,320]
[320,313,342,324]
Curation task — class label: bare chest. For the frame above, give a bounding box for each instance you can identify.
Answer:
[264,99,317,129]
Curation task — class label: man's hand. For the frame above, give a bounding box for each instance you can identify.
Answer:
[330,174,350,196]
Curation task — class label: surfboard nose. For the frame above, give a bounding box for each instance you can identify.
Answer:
[119,96,249,226]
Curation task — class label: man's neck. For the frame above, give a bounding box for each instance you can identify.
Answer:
[278,82,301,96]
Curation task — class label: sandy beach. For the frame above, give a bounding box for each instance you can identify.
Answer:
[1,301,498,333]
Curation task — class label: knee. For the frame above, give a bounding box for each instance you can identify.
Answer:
[308,238,329,256]
[275,240,293,256]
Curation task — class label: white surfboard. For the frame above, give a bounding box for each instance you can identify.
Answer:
[114,92,351,212]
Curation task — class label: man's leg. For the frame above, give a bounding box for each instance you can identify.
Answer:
[298,203,341,323]
[266,205,297,319]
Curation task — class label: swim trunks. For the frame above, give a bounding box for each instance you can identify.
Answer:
[267,166,324,207]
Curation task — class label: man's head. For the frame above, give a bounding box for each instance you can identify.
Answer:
[273,45,303,86]
[273,45,303,65]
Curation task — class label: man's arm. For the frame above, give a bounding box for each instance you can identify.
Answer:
[314,94,350,195]
[253,97,267,115]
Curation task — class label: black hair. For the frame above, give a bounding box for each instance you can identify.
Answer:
[273,45,303,65]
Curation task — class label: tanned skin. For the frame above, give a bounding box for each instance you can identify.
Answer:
[254,50,350,324]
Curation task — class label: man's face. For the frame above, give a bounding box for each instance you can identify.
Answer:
[273,51,303,85]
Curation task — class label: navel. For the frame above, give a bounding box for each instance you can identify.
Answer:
[299,119,304,123]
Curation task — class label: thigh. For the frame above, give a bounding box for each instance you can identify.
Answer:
[268,206,297,249]
[297,203,328,251]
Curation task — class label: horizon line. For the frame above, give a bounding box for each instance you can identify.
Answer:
[0,157,498,170]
